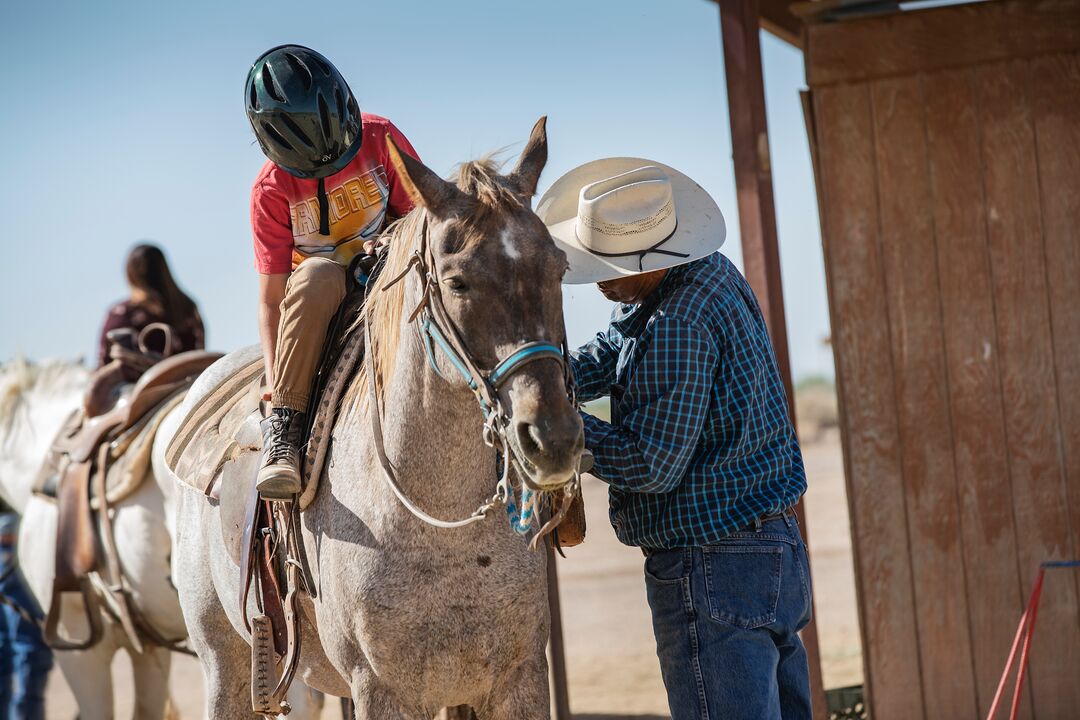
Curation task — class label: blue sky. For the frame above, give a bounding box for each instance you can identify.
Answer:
[0,0,833,380]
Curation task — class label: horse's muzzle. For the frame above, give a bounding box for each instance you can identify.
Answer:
[512,411,584,490]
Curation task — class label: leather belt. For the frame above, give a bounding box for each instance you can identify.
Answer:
[640,507,797,557]
[742,506,796,532]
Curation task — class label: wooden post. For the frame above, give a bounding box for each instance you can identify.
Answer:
[717,1,828,717]
[546,546,571,720]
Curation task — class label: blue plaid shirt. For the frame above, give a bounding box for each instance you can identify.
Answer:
[570,253,807,549]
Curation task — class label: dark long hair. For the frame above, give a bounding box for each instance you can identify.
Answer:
[125,244,198,328]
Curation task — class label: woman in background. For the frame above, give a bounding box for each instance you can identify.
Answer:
[97,244,205,367]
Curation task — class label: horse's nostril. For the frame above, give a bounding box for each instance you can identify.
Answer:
[516,421,545,456]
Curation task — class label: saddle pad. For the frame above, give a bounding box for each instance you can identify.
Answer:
[166,351,264,496]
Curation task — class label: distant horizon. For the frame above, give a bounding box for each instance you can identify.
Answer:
[0,0,834,382]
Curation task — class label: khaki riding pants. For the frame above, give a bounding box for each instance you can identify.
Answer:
[273,257,347,411]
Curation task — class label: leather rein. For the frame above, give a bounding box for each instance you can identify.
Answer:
[363,216,579,533]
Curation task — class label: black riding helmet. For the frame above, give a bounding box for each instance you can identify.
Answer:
[245,45,363,234]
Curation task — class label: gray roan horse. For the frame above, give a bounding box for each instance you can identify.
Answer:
[159,118,584,718]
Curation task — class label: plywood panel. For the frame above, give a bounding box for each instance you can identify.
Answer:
[976,58,1080,718]
[805,0,1080,87]
[1030,52,1080,613]
[868,74,979,719]
[922,67,1030,720]
[812,82,924,720]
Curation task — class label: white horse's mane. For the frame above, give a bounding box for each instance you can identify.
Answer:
[0,357,87,444]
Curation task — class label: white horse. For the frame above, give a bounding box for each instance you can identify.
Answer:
[0,358,323,719]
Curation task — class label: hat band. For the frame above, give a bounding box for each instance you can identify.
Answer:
[579,198,674,236]
[584,221,688,272]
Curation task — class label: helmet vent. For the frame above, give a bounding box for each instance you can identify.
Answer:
[334,89,345,124]
[279,114,315,150]
[262,122,293,151]
[317,92,332,145]
[310,55,332,76]
[249,82,259,111]
[262,63,285,102]
[284,52,312,90]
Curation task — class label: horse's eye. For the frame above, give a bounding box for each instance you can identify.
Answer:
[445,277,468,293]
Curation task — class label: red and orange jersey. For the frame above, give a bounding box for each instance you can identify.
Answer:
[250,112,419,274]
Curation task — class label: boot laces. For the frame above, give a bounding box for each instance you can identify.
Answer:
[266,416,299,465]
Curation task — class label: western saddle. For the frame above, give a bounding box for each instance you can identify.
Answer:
[40,324,221,652]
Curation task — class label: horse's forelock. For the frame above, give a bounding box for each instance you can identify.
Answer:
[451,156,523,214]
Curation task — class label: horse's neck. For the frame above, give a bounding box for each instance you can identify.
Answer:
[374,314,498,516]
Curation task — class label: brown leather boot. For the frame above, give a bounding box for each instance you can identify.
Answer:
[257,408,305,499]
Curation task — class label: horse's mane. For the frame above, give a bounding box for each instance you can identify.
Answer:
[0,358,87,445]
[342,156,523,414]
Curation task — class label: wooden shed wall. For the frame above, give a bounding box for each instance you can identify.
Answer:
[803,1,1080,717]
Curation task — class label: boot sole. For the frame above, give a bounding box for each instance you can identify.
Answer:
[257,471,302,499]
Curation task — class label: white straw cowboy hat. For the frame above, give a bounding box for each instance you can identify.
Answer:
[536,158,726,285]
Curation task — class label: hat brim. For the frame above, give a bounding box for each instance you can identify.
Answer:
[537,158,726,285]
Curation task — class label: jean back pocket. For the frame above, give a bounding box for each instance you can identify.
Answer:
[703,544,783,629]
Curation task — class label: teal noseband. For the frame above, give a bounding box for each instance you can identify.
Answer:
[419,310,566,408]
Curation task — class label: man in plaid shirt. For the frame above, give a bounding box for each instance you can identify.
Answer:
[538,159,812,720]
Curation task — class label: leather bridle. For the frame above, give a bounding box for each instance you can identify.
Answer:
[363,216,579,534]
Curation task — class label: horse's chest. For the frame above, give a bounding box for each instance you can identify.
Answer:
[317,543,547,691]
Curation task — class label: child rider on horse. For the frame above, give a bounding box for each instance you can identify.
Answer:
[245,45,420,499]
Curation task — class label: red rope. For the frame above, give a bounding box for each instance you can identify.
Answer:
[986,562,1080,720]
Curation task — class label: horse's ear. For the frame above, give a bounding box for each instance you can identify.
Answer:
[509,116,548,199]
[386,135,466,218]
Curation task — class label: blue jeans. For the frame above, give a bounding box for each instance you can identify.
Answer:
[0,532,52,720]
[643,515,812,720]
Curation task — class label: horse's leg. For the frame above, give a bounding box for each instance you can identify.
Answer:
[199,640,260,720]
[52,630,119,720]
[176,580,257,719]
[349,673,413,720]
[172,502,255,720]
[129,644,172,719]
[480,653,550,720]
[285,684,325,719]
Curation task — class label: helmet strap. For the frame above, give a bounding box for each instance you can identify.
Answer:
[317,177,330,236]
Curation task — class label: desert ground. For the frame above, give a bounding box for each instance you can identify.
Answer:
[43,412,859,718]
